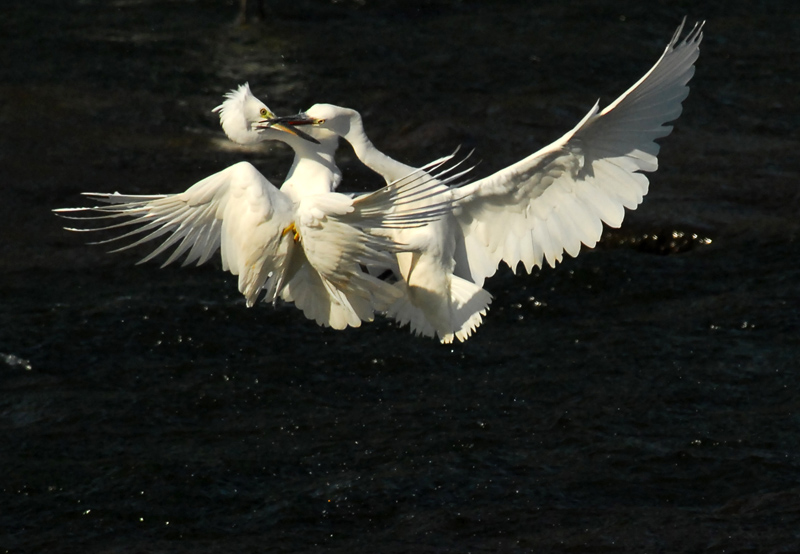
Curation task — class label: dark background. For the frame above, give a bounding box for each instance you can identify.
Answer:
[2,1,799,552]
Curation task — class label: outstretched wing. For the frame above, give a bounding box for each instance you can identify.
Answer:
[345,153,492,344]
[453,19,704,285]
[55,161,295,306]
[346,150,470,231]
[278,156,471,330]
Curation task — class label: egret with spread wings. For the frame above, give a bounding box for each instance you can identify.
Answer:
[279,19,703,342]
[55,149,457,331]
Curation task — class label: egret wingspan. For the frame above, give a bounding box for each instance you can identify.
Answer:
[453,20,704,284]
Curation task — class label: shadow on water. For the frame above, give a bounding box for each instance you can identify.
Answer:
[2,1,800,552]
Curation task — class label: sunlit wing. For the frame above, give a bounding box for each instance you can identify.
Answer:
[453,19,704,285]
[281,191,400,328]
[341,151,493,343]
[279,155,468,329]
[346,150,470,231]
[55,161,295,306]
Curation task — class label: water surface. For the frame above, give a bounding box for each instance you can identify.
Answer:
[2,1,799,552]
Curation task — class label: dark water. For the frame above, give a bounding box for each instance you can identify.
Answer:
[2,1,799,552]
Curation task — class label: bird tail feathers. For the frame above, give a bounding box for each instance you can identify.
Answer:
[386,274,491,344]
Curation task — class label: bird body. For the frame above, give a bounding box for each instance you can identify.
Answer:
[292,19,704,342]
[296,103,492,343]
[56,156,456,330]
[214,86,489,341]
[209,84,403,326]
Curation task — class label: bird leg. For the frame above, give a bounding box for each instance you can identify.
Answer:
[282,223,301,242]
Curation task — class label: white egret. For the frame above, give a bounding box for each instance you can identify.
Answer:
[213,83,489,342]
[288,102,492,343]
[212,84,492,342]
[55,145,458,331]
[283,19,704,342]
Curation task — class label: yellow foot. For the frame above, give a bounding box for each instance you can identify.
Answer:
[281,222,301,242]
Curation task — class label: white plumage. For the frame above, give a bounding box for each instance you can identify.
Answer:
[56,19,703,343]
[452,20,703,283]
[56,157,455,330]
[292,19,703,342]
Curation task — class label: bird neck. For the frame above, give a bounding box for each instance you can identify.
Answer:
[343,113,416,184]
[281,136,342,201]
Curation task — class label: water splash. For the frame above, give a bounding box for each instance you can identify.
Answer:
[1,353,32,371]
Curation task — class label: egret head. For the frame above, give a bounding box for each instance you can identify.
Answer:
[213,83,319,146]
[213,83,276,145]
[303,104,359,139]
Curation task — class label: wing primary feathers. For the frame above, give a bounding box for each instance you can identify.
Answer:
[351,151,475,230]
[449,19,702,282]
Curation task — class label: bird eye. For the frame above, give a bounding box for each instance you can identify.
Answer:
[259,108,268,117]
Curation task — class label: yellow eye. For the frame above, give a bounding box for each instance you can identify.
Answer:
[259,108,268,117]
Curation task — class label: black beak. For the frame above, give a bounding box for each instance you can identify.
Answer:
[256,113,323,144]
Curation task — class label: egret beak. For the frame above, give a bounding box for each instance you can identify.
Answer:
[256,113,324,144]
